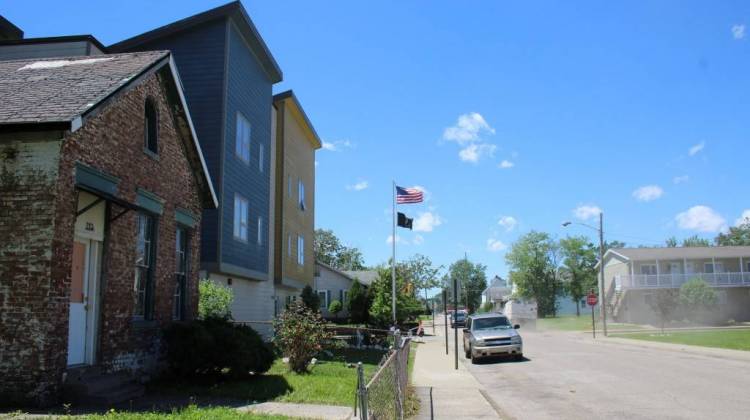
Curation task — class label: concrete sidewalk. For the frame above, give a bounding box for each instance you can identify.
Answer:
[238,401,352,419]
[411,324,502,419]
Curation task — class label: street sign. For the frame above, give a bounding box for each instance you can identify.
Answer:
[587,292,598,307]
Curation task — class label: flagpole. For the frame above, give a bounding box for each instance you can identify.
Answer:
[392,181,397,326]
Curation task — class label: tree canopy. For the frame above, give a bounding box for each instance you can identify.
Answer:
[559,236,598,316]
[505,231,562,317]
[715,218,750,246]
[402,254,441,302]
[681,235,711,247]
[314,229,366,270]
[443,258,487,313]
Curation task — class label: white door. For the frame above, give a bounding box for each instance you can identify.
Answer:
[67,239,89,366]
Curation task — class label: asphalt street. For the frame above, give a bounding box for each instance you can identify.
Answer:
[447,326,750,420]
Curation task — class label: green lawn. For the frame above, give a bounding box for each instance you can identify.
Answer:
[156,347,385,407]
[612,329,750,351]
[2,406,292,420]
[536,315,642,332]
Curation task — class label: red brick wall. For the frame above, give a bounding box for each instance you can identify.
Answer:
[0,70,205,406]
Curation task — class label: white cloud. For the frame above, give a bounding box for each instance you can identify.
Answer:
[443,112,495,145]
[673,175,689,184]
[387,234,424,245]
[573,204,602,221]
[732,24,746,40]
[486,238,507,252]
[413,212,443,232]
[688,141,705,156]
[321,139,352,152]
[459,143,496,163]
[675,205,727,233]
[497,216,517,231]
[735,210,750,226]
[413,235,424,245]
[346,180,369,191]
[386,235,402,245]
[498,160,514,169]
[632,185,664,202]
[315,160,319,167]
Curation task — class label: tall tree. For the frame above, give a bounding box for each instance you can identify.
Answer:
[682,235,711,247]
[506,231,562,317]
[346,280,371,324]
[368,265,423,326]
[665,237,678,247]
[559,236,598,316]
[402,254,441,303]
[444,259,487,314]
[314,229,366,270]
[603,240,626,252]
[715,219,750,246]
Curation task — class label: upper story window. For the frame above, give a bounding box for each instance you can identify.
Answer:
[235,112,251,163]
[134,212,156,319]
[173,226,188,321]
[233,194,249,242]
[640,264,656,275]
[298,180,306,211]
[144,98,158,154]
[297,234,305,265]
[259,143,264,172]
[257,216,263,246]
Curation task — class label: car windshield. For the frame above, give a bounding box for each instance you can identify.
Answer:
[454,313,466,320]
[473,316,511,330]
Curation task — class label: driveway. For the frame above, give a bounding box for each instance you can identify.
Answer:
[455,328,750,420]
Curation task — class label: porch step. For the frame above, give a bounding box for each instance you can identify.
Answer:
[63,367,144,406]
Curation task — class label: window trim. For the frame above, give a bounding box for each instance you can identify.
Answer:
[257,216,263,246]
[233,194,249,242]
[173,226,189,321]
[235,111,251,163]
[297,235,305,266]
[298,179,306,211]
[287,233,292,257]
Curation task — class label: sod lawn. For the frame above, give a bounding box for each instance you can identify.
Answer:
[612,329,750,351]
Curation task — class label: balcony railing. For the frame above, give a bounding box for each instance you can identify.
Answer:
[615,273,750,290]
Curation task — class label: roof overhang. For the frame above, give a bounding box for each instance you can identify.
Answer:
[594,249,631,269]
[273,90,322,150]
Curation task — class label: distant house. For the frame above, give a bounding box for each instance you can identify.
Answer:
[272,91,321,311]
[601,246,750,324]
[0,51,216,406]
[110,1,283,336]
[313,262,377,318]
[482,275,511,311]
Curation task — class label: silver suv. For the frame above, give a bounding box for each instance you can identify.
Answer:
[462,313,523,363]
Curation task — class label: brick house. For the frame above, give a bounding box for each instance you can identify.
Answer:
[0,51,217,406]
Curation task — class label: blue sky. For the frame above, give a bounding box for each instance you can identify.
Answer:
[7,1,750,283]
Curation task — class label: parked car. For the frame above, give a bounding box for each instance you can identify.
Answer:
[462,313,523,363]
[451,310,467,328]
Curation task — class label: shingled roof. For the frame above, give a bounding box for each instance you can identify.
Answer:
[0,51,169,126]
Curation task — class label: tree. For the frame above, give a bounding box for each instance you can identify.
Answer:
[346,280,371,324]
[328,299,343,319]
[647,289,679,333]
[665,237,678,247]
[300,285,320,312]
[369,265,424,327]
[402,254,441,303]
[314,229,366,270]
[603,240,626,252]
[506,231,562,317]
[715,218,750,246]
[682,235,711,247]
[198,279,234,320]
[274,301,332,373]
[680,278,717,323]
[445,258,487,314]
[559,236,598,316]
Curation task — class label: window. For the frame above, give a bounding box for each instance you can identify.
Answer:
[235,112,251,162]
[287,234,292,257]
[233,195,249,241]
[173,227,188,321]
[640,264,657,275]
[704,263,714,274]
[259,143,264,172]
[144,98,158,154]
[257,216,263,246]
[134,212,156,319]
[297,235,305,265]
[317,290,329,309]
[298,180,306,211]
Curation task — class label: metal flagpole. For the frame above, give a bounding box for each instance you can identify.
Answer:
[392,181,397,326]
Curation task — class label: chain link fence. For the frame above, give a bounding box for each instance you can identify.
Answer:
[355,331,411,420]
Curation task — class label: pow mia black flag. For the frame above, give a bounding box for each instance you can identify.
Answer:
[397,212,413,230]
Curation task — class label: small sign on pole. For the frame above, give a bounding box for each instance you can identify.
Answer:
[587,290,598,338]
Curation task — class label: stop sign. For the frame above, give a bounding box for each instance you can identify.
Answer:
[587,292,598,306]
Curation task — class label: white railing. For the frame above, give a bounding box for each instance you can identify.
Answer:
[616,273,750,289]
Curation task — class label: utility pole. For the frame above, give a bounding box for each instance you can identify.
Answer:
[443,289,448,355]
[453,275,458,370]
[599,212,608,336]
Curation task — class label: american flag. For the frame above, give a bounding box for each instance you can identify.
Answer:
[396,186,423,204]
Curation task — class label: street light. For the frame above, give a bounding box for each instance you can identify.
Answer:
[562,213,608,336]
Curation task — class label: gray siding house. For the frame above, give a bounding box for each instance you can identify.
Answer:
[110,1,283,335]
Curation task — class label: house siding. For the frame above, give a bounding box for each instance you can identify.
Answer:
[220,21,272,277]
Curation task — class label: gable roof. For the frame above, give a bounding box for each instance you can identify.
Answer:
[0,51,218,209]
[0,15,23,40]
[273,90,322,149]
[0,34,107,53]
[108,1,282,83]
[342,270,379,287]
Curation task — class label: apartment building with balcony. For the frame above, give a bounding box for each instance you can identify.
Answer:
[602,246,750,324]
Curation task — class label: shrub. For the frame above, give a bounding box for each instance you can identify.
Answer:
[680,278,718,323]
[346,280,371,324]
[300,285,320,312]
[274,301,332,373]
[480,301,494,313]
[163,318,273,379]
[369,266,424,327]
[198,279,233,320]
[328,299,343,318]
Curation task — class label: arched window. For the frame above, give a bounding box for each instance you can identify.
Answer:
[144,98,158,154]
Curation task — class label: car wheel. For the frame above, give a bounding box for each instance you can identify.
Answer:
[464,346,471,359]
[470,350,478,364]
